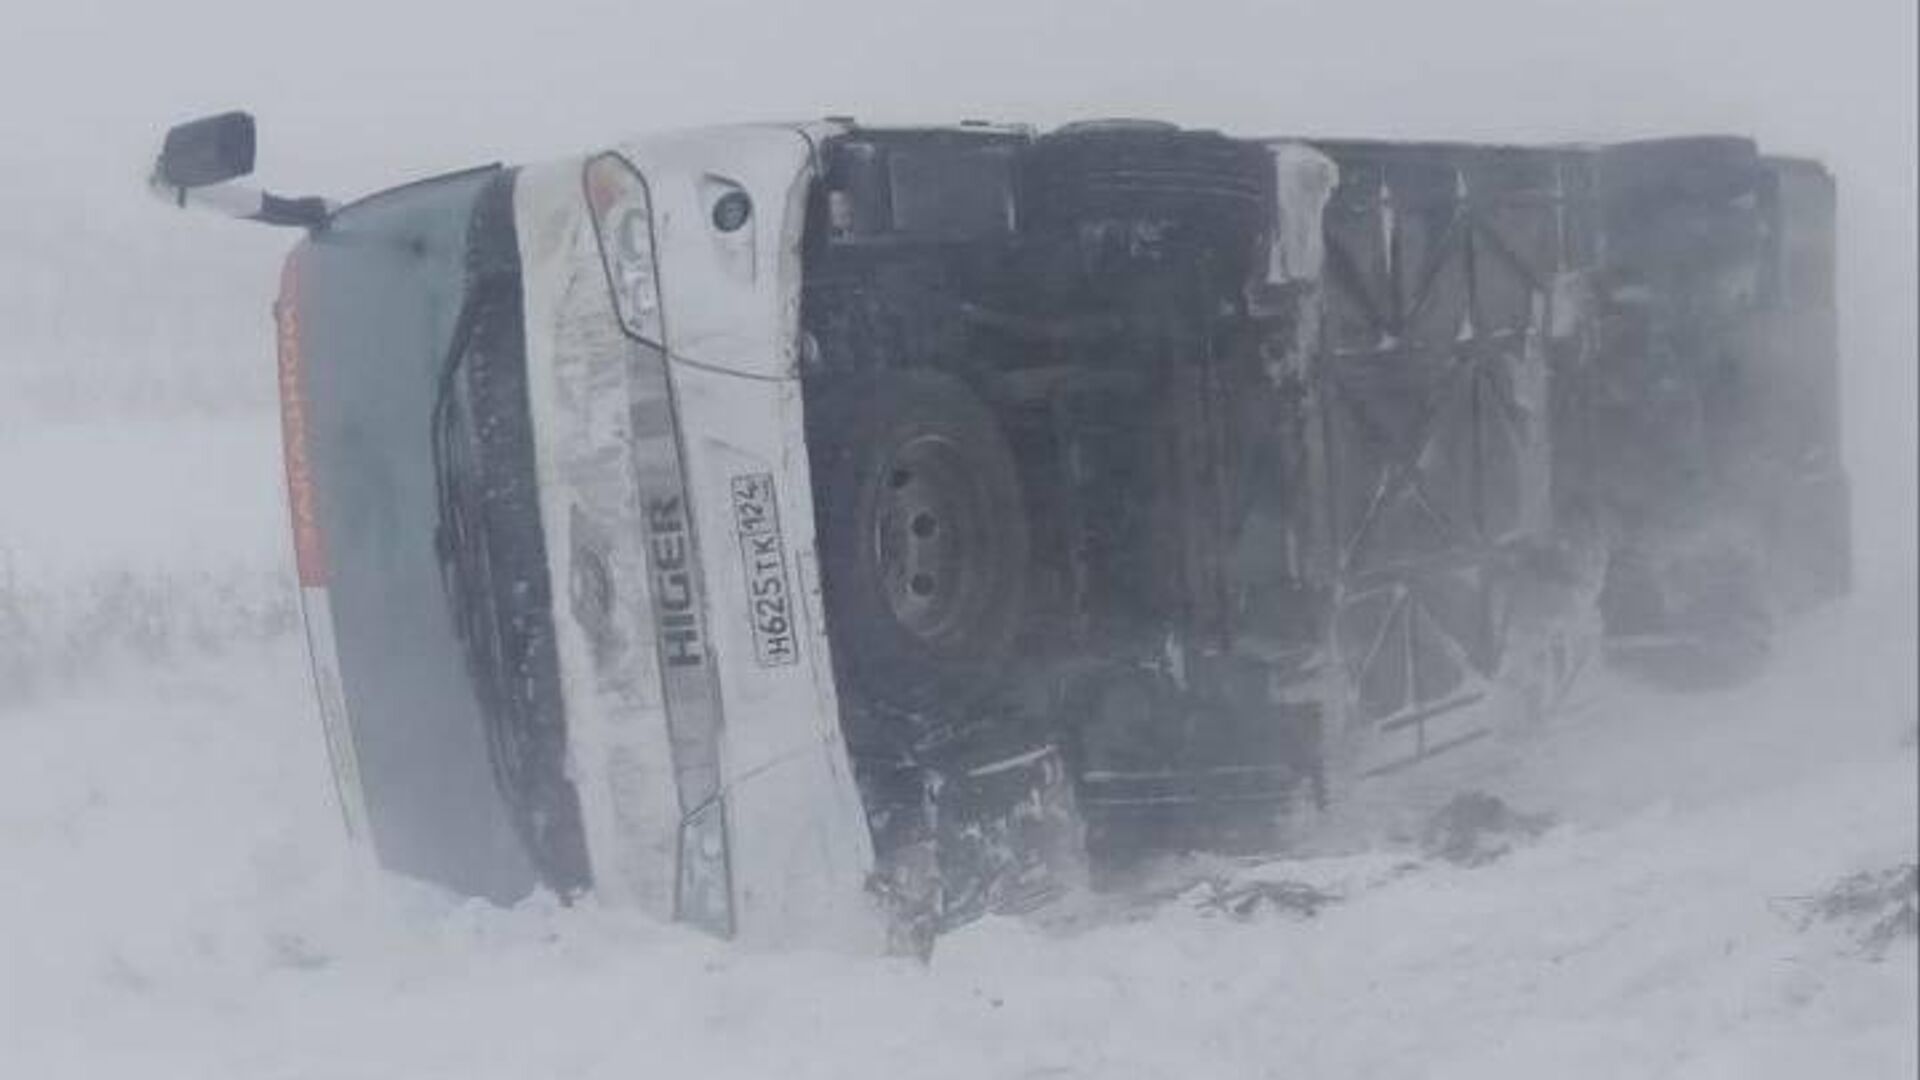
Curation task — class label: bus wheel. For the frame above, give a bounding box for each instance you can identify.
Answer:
[813,371,1029,713]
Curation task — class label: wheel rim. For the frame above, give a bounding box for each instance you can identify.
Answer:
[870,433,999,646]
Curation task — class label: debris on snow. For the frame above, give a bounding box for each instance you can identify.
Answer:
[1419,791,1556,867]
[1781,864,1920,960]
[1190,877,1341,920]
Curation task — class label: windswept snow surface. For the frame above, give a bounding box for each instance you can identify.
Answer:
[0,416,292,701]
[2,2,1910,1073]
[0,447,1912,1079]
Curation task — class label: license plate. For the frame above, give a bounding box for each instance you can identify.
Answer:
[730,473,800,667]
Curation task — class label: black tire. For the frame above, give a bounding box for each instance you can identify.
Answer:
[1025,127,1271,239]
[811,371,1030,713]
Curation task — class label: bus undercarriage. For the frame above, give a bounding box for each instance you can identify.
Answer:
[793,124,1845,941]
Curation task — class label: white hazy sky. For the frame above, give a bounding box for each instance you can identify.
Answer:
[1,0,1913,580]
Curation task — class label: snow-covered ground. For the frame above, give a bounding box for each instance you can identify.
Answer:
[0,3,1912,1069]
[0,415,292,700]
[1,415,1913,1078]
[2,148,1914,1079]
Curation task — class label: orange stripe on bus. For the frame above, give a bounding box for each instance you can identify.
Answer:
[276,252,327,587]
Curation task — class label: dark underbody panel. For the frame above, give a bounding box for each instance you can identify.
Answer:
[795,125,1844,928]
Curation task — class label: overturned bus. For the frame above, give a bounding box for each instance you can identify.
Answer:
[153,114,1847,952]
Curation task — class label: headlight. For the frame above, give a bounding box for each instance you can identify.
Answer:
[585,150,737,938]
[677,797,735,938]
[584,152,665,345]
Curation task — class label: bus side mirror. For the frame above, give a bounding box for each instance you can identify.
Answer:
[157,112,256,189]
